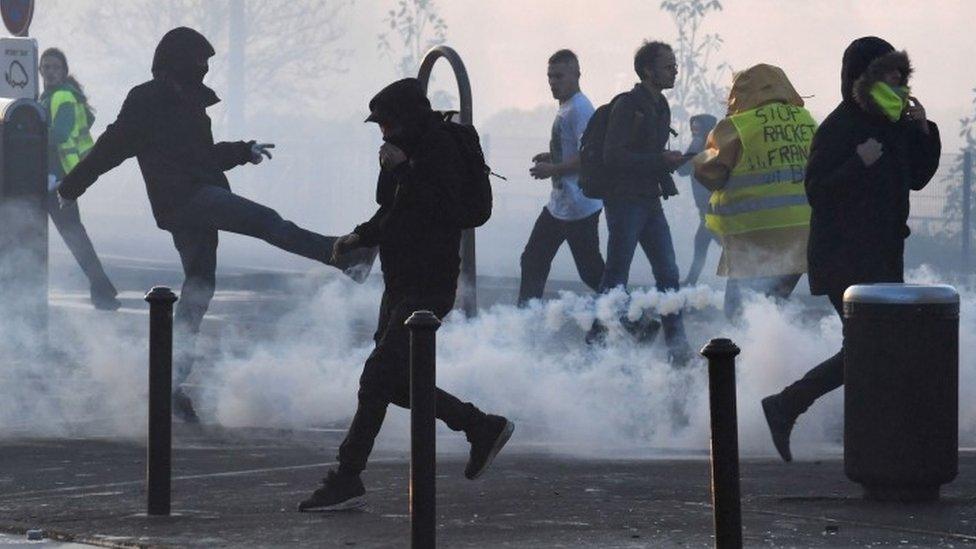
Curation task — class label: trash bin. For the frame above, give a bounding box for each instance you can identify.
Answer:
[844,283,959,501]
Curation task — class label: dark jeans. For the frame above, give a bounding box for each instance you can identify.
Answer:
[337,290,486,476]
[776,291,845,418]
[684,213,716,286]
[517,208,604,306]
[166,185,336,384]
[723,273,802,319]
[46,192,116,296]
[599,195,687,347]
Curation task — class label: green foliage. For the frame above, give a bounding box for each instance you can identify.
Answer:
[377,0,448,77]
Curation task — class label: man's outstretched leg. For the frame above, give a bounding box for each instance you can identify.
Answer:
[171,186,377,282]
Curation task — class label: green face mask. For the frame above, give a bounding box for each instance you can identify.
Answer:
[869,82,910,122]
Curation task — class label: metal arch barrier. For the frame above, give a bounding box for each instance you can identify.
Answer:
[417,45,477,318]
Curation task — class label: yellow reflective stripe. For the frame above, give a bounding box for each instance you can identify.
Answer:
[705,204,811,235]
[711,180,806,208]
[709,192,808,217]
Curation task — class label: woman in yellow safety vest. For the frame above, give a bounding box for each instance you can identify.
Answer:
[39,48,120,310]
[692,64,815,319]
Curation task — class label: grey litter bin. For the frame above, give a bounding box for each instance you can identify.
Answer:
[843,283,959,501]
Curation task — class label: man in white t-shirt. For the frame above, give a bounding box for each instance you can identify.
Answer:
[518,49,604,306]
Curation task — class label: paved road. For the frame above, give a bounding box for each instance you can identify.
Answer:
[1,426,974,548]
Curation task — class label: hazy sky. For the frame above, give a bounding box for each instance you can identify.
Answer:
[343,0,976,149]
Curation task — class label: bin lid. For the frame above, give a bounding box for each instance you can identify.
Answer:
[844,283,959,305]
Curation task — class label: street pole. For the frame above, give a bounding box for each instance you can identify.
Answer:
[701,338,743,549]
[145,286,178,516]
[406,310,440,549]
[417,46,477,317]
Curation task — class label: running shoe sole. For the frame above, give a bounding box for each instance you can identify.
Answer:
[468,420,515,480]
[298,495,367,512]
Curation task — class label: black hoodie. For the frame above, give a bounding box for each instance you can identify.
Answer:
[354,79,465,294]
[805,37,941,296]
[58,27,253,228]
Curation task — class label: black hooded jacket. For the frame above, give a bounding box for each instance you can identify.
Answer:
[805,37,941,296]
[354,79,465,294]
[58,27,253,227]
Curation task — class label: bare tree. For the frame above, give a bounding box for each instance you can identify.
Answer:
[56,0,353,128]
[377,0,447,77]
[659,0,730,141]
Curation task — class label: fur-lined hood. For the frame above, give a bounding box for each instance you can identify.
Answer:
[852,50,913,118]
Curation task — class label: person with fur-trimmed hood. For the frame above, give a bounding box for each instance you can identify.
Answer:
[760,37,941,462]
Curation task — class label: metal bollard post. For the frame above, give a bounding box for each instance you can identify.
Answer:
[700,338,743,549]
[405,310,440,549]
[145,286,178,516]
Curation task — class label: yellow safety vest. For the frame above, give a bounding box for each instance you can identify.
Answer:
[705,102,816,236]
[48,89,95,175]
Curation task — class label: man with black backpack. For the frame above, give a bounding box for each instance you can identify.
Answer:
[580,40,694,364]
[298,78,513,512]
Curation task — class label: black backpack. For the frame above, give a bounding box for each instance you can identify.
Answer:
[578,93,631,199]
[438,111,493,229]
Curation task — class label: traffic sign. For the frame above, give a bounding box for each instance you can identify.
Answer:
[1,0,34,37]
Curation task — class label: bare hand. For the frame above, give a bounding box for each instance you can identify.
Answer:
[379,143,407,170]
[530,161,558,180]
[856,138,883,167]
[250,142,275,164]
[531,152,552,163]
[663,150,686,171]
[331,233,361,264]
[906,96,929,134]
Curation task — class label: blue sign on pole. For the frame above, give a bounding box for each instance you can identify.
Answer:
[1,0,34,37]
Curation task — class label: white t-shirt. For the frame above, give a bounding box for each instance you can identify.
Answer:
[545,91,602,221]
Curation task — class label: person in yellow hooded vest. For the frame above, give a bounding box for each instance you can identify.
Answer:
[39,48,120,310]
[693,64,815,319]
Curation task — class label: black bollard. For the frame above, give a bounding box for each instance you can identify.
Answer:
[700,338,742,549]
[145,286,178,516]
[405,310,441,549]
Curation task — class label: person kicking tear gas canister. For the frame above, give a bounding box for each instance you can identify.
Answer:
[297,78,513,512]
[56,27,377,423]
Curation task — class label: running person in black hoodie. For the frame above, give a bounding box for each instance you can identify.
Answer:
[760,37,941,462]
[298,79,513,512]
[56,28,376,422]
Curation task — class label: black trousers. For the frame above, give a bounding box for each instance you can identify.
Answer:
[166,185,336,384]
[337,289,485,476]
[776,291,845,418]
[46,192,116,295]
[517,207,604,306]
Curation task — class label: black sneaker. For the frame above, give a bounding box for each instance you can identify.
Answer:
[330,246,378,284]
[464,415,514,480]
[762,394,796,462]
[172,388,200,424]
[584,320,608,346]
[90,285,121,311]
[298,470,366,512]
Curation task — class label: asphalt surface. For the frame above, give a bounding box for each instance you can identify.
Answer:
[1,427,975,548]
